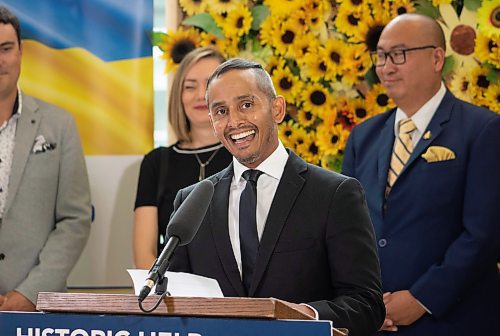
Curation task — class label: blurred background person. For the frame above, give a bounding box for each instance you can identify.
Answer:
[133,47,232,269]
[343,13,500,335]
[0,5,91,311]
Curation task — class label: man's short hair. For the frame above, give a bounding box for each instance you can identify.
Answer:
[0,6,21,46]
[206,58,277,102]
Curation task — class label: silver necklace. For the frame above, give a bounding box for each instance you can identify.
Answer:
[194,147,221,181]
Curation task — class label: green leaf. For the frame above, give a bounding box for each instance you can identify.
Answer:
[414,0,441,19]
[182,13,224,39]
[442,55,456,78]
[251,5,270,31]
[486,68,499,84]
[330,154,344,173]
[464,0,482,11]
[364,67,379,87]
[151,31,168,48]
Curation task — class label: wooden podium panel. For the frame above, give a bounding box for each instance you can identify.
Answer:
[36,292,347,335]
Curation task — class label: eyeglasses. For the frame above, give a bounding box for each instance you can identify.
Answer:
[370,45,437,67]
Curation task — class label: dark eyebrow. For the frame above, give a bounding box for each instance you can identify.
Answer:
[210,100,226,110]
[0,41,15,48]
[377,44,407,51]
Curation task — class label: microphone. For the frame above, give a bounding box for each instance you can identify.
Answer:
[138,179,214,302]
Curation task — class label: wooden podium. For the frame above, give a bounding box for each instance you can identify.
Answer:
[33,292,348,335]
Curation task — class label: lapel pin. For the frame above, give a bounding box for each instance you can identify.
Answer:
[423,130,431,140]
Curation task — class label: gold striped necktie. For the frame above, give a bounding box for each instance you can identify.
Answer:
[386,118,417,197]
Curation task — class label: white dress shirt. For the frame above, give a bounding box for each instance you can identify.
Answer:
[228,141,288,276]
[394,82,446,147]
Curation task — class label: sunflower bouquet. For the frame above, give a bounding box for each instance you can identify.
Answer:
[154,0,499,171]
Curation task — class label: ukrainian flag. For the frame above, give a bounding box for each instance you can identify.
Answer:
[6,0,154,155]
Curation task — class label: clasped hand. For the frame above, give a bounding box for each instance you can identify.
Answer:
[380,290,426,332]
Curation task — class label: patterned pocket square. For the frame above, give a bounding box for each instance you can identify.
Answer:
[32,135,56,154]
[422,146,455,163]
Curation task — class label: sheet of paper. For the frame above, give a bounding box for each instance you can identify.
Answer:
[127,269,224,298]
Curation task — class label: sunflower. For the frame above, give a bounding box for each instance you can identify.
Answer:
[159,28,200,71]
[299,0,331,32]
[221,35,240,57]
[449,66,474,101]
[316,123,348,156]
[208,0,245,14]
[278,119,299,148]
[220,5,253,38]
[341,44,372,86]
[389,0,416,18]
[300,82,332,115]
[199,32,225,52]
[179,0,208,16]
[469,65,491,98]
[288,125,309,151]
[259,15,281,48]
[335,6,367,40]
[438,4,479,70]
[272,66,303,104]
[300,50,331,81]
[264,0,304,19]
[483,85,500,113]
[289,32,320,63]
[322,39,349,78]
[475,32,500,68]
[477,0,500,38]
[297,106,319,128]
[266,55,287,75]
[365,83,395,115]
[349,97,372,125]
[295,131,320,165]
[271,19,302,56]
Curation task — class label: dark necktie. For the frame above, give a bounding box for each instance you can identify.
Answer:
[239,169,263,294]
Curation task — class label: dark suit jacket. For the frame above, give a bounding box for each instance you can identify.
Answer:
[343,91,500,335]
[169,150,385,336]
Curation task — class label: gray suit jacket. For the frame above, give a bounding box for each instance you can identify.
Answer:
[0,93,91,304]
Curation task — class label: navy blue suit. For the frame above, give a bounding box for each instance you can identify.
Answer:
[343,91,500,335]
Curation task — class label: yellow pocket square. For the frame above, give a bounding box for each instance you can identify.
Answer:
[422,146,456,162]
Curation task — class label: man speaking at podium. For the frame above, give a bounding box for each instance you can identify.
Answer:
[168,58,385,336]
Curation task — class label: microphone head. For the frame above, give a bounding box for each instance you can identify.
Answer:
[166,179,214,246]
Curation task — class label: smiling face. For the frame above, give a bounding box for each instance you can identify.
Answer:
[375,15,445,115]
[181,57,222,128]
[207,68,285,168]
[0,23,21,101]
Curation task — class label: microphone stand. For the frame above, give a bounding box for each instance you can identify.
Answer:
[138,237,178,313]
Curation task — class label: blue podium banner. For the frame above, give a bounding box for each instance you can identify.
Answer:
[0,312,332,336]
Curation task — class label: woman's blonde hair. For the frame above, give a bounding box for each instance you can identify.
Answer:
[168,47,226,143]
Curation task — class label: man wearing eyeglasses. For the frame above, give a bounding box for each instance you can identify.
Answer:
[343,13,500,335]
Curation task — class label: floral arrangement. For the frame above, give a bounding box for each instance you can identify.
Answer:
[154,0,499,171]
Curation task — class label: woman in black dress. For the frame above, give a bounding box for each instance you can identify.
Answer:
[133,47,232,269]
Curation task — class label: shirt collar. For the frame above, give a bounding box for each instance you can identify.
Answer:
[394,82,446,135]
[233,141,289,182]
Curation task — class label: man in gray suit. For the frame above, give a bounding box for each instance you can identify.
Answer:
[0,6,91,311]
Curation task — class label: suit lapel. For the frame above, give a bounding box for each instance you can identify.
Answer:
[209,164,247,296]
[377,111,396,206]
[4,94,40,215]
[249,151,306,296]
[403,91,453,171]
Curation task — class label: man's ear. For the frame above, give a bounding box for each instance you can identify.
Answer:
[434,47,445,72]
[272,96,286,123]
